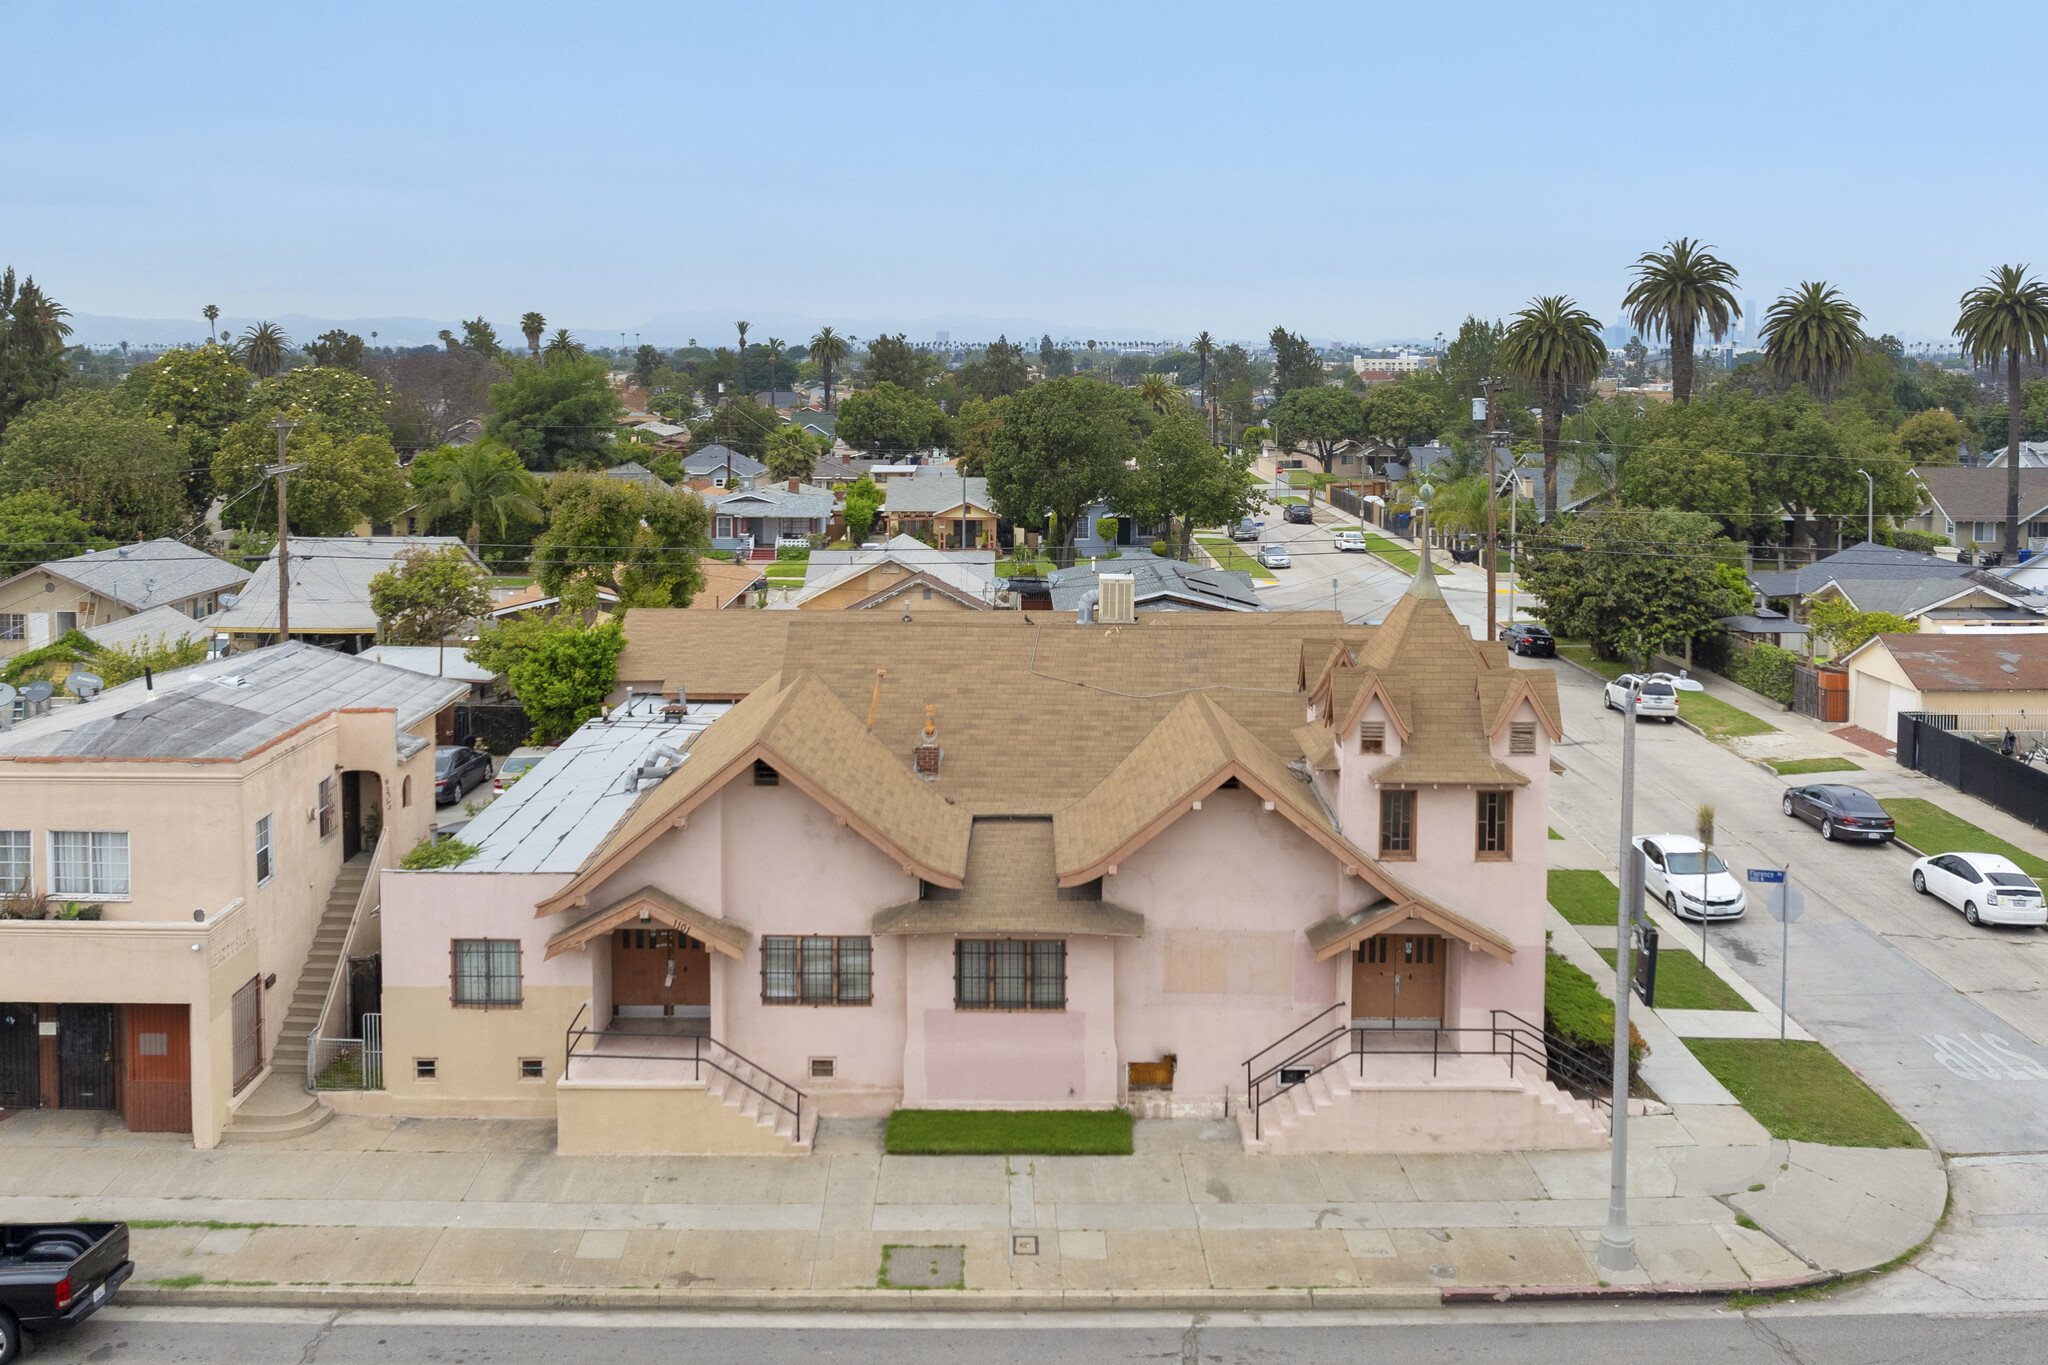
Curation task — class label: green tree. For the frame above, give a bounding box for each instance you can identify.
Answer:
[124,343,252,513]
[507,617,628,744]
[1617,437,1752,528]
[957,336,1032,400]
[843,474,884,543]
[1896,408,1967,466]
[1439,315,1504,407]
[632,344,661,391]
[0,488,108,576]
[836,381,949,458]
[461,317,501,357]
[1190,331,1215,414]
[1806,600,1918,658]
[412,440,543,555]
[211,416,409,536]
[1269,386,1365,472]
[237,322,290,379]
[762,424,827,482]
[810,326,848,410]
[0,390,189,542]
[1137,373,1174,414]
[858,333,939,390]
[483,355,624,470]
[1498,296,1608,519]
[1761,282,1865,401]
[251,365,389,435]
[0,269,73,436]
[1621,238,1742,405]
[1268,327,1323,397]
[1956,264,2048,554]
[763,336,786,402]
[1521,508,1742,663]
[368,545,494,662]
[304,330,365,370]
[532,472,708,608]
[520,312,546,360]
[1360,381,1445,461]
[1126,404,1260,559]
[543,328,584,364]
[983,376,1141,568]
[202,303,220,342]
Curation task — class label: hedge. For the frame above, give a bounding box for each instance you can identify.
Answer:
[1724,640,1797,704]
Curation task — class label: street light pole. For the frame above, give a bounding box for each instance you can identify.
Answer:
[1856,468,1874,545]
[1598,676,1640,1275]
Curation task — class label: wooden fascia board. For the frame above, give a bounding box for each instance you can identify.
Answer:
[1483,676,1564,741]
[1312,899,1515,962]
[543,894,747,960]
[1336,676,1410,741]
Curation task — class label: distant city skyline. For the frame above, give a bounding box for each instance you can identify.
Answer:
[5,1,2041,346]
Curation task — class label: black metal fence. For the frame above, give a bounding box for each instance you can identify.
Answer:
[1895,712,2048,831]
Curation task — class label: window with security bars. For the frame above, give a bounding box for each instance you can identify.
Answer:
[255,815,273,886]
[1476,791,1513,859]
[761,935,872,1004]
[318,776,338,841]
[1509,721,1536,755]
[50,830,128,897]
[1379,790,1415,859]
[0,829,27,893]
[1359,721,1385,754]
[451,939,522,1008]
[955,940,1066,1011]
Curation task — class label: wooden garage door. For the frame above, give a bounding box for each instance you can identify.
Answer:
[123,1004,191,1134]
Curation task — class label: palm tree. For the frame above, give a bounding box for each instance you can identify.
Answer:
[1621,238,1742,405]
[1138,373,1174,413]
[203,303,219,343]
[810,326,848,410]
[239,321,289,378]
[1191,330,1215,399]
[6,277,72,356]
[520,311,546,359]
[416,444,543,553]
[764,337,785,405]
[1760,282,1865,401]
[734,322,750,395]
[543,328,583,364]
[1498,296,1607,520]
[1957,264,2048,556]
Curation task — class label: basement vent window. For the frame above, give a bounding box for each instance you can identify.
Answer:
[414,1058,438,1081]
[1360,722,1386,754]
[519,1058,544,1081]
[810,1057,836,1079]
[1509,721,1537,756]
[753,760,779,786]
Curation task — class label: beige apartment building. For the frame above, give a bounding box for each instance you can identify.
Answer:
[0,539,249,661]
[0,643,464,1147]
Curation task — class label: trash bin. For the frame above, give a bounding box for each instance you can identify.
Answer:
[1630,920,1659,1007]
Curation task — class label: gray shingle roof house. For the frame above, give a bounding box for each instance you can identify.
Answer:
[1748,540,2045,626]
[789,410,838,439]
[682,444,768,482]
[883,475,992,516]
[211,537,482,643]
[1049,552,1263,613]
[598,461,669,491]
[11,539,248,614]
[709,482,838,552]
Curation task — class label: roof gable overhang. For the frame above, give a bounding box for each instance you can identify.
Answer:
[845,570,988,612]
[1334,674,1412,741]
[1307,898,1514,962]
[543,885,751,959]
[1481,675,1564,741]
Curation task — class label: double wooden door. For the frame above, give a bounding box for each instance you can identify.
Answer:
[612,928,711,1016]
[1352,935,1445,1026]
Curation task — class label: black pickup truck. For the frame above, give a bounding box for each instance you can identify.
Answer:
[0,1223,133,1362]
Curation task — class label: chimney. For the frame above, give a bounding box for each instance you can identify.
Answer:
[788,478,800,492]
[1098,573,1136,625]
[912,704,942,779]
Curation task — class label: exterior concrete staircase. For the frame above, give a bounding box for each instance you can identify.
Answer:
[703,1048,818,1151]
[223,854,371,1142]
[1236,1054,1610,1155]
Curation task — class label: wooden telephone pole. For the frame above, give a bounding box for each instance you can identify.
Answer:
[265,418,303,644]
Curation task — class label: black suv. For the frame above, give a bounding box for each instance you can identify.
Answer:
[1283,503,1315,524]
[1498,622,1554,656]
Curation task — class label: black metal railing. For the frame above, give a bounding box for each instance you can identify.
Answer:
[563,1004,805,1135]
[1240,1006,1614,1141]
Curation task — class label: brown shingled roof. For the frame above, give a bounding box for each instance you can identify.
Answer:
[1856,631,2048,692]
[614,609,793,698]
[873,818,1146,936]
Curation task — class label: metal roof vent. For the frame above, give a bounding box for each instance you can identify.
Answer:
[634,744,685,785]
[1098,573,1136,625]
[912,704,942,780]
[214,674,251,689]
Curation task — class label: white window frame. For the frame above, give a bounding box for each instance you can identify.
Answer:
[318,776,338,842]
[0,829,30,894]
[255,815,274,887]
[0,613,24,642]
[48,830,130,899]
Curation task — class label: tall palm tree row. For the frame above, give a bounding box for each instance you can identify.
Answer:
[543,328,583,364]
[1956,264,2048,555]
[239,321,290,378]
[1760,282,1865,400]
[520,311,546,360]
[810,326,847,410]
[1621,237,1742,405]
[418,444,543,553]
[1497,296,1607,520]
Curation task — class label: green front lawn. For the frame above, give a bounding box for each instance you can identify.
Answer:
[1678,690,1777,740]
[763,562,807,581]
[996,560,1056,578]
[1685,1039,1924,1148]
[1273,495,1308,506]
[1880,797,2048,878]
[1362,532,1420,573]
[1197,537,1269,577]
[1597,949,1754,1012]
[1549,869,1621,926]
[885,1109,1134,1155]
[1769,757,1864,776]
[1556,643,1627,681]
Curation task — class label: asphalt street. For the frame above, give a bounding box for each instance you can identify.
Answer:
[25,1305,2048,1365]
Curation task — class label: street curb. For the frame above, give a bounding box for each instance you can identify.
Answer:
[1438,1272,1828,1305]
[116,1285,1446,1312]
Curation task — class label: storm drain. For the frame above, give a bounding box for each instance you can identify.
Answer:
[881,1244,964,1288]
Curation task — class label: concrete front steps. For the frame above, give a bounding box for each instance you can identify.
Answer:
[706,1057,819,1150]
[223,854,371,1142]
[555,1035,817,1155]
[1237,1054,1610,1155]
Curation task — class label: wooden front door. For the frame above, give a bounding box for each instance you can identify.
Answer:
[122,1004,191,1133]
[611,928,711,1016]
[1351,935,1446,1027]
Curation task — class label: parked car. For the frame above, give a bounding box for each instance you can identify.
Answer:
[1632,835,1747,920]
[1256,543,1292,569]
[1603,674,1679,722]
[1283,503,1315,524]
[1227,517,1263,541]
[1332,529,1367,552]
[1910,852,2047,926]
[494,745,555,795]
[1781,784,1896,842]
[435,745,492,805]
[1498,622,1554,656]
[1,1222,133,1362]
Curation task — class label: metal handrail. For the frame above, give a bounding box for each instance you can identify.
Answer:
[304,830,393,1090]
[1242,1002,1345,1093]
[562,1004,806,1135]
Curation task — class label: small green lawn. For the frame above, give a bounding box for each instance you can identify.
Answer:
[1770,757,1864,776]
[763,562,807,581]
[1362,532,1420,573]
[1286,468,1316,488]
[1597,949,1754,1012]
[1678,690,1777,740]
[1685,1039,1924,1148]
[1880,797,2048,878]
[486,575,534,588]
[1556,643,1628,682]
[995,560,1057,578]
[885,1109,1134,1155]
[1197,537,1270,578]
[1273,495,1308,506]
[1548,827,1565,841]
[1549,869,1621,926]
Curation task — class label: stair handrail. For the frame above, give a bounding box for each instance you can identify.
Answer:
[305,831,394,1089]
[1241,1002,1346,1093]
[563,1008,806,1137]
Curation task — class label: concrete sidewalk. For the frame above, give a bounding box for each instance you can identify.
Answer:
[0,1104,1942,1310]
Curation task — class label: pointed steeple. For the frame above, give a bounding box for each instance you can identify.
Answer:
[1406,502,1442,601]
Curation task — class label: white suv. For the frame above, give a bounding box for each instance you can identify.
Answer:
[1603,674,1679,722]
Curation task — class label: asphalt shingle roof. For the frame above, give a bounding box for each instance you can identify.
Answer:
[884,475,992,516]
[210,537,479,635]
[682,444,767,477]
[1049,552,1261,612]
[16,539,248,611]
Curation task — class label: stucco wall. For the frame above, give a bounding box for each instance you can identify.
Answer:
[900,935,1117,1108]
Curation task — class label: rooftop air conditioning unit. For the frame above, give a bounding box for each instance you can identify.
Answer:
[1098,573,1136,625]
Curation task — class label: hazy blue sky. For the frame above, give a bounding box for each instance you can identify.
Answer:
[6,1,2040,346]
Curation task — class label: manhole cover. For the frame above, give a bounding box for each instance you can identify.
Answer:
[883,1244,963,1288]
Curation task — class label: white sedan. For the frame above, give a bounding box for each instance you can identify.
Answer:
[1332,529,1367,552]
[1603,674,1680,722]
[1910,852,2048,927]
[1633,834,1748,920]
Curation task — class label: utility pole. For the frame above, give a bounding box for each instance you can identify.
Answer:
[1856,468,1874,545]
[1480,376,1503,642]
[265,417,302,645]
[1599,675,1641,1275]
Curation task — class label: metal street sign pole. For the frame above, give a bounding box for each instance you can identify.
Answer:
[1747,867,1801,1043]
[1599,679,1639,1275]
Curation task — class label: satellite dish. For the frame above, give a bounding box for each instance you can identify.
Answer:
[23,680,53,704]
[0,683,14,709]
[66,671,104,700]
[219,592,239,608]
